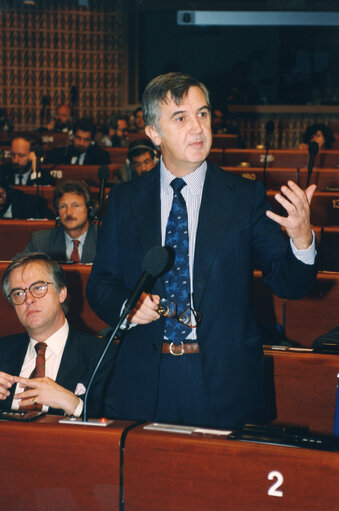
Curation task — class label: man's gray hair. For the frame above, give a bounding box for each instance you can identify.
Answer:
[2,252,69,314]
[142,72,210,130]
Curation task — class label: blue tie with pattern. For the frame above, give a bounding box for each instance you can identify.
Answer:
[164,178,191,343]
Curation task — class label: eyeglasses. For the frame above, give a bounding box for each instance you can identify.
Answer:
[8,281,54,305]
[157,296,201,328]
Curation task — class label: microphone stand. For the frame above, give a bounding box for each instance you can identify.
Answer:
[306,141,319,188]
[39,96,50,133]
[263,121,274,189]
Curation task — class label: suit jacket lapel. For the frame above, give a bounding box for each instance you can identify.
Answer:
[56,328,82,391]
[82,224,97,263]
[1,334,30,408]
[128,166,165,297]
[193,163,238,309]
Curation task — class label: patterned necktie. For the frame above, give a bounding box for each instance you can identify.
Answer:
[19,342,47,411]
[164,178,191,343]
[70,239,80,262]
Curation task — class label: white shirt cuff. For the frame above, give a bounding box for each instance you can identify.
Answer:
[290,230,316,265]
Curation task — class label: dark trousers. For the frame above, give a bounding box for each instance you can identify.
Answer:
[153,352,209,427]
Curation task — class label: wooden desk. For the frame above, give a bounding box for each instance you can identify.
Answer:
[124,420,339,511]
[212,134,238,149]
[221,166,299,189]
[299,167,339,191]
[0,263,107,335]
[0,416,131,511]
[41,163,120,186]
[265,350,339,434]
[0,219,55,260]
[224,149,339,169]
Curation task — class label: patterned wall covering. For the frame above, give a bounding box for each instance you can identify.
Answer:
[0,0,122,131]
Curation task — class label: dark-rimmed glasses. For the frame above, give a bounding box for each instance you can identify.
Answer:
[8,281,54,305]
[157,296,201,328]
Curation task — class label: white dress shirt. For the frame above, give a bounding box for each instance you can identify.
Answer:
[11,320,83,416]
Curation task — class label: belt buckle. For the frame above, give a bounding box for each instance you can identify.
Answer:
[169,342,184,356]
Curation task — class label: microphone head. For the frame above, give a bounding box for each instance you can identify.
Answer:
[97,165,110,182]
[308,141,319,156]
[143,246,169,277]
[265,120,275,134]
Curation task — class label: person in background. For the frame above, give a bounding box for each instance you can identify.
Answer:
[47,104,73,133]
[132,106,145,133]
[45,119,110,165]
[299,123,335,151]
[119,138,158,182]
[0,136,55,186]
[99,113,130,148]
[0,253,110,417]
[0,177,53,219]
[16,180,97,263]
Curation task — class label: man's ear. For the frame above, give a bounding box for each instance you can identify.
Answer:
[59,286,67,305]
[145,125,161,147]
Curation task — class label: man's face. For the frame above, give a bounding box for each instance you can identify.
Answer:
[11,138,31,172]
[73,130,93,154]
[312,130,325,150]
[58,192,89,236]
[146,86,212,176]
[0,186,7,207]
[8,262,66,340]
[56,106,71,124]
[131,151,156,176]
[116,119,128,137]
[135,110,145,129]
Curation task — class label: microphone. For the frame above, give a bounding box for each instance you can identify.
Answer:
[306,141,319,187]
[263,120,275,189]
[121,245,169,317]
[81,246,170,423]
[31,146,45,218]
[97,165,109,225]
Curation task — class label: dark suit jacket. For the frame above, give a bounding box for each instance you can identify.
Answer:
[0,187,54,219]
[0,327,112,416]
[17,223,97,262]
[86,161,318,428]
[45,144,110,165]
[0,163,55,186]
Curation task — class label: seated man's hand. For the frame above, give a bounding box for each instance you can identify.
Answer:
[14,376,80,416]
[0,371,15,400]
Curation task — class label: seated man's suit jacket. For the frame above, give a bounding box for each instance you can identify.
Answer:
[16,224,97,263]
[0,327,111,416]
[87,161,318,429]
[45,144,110,165]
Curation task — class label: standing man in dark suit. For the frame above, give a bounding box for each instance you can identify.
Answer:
[86,72,317,429]
[0,253,107,416]
[16,180,97,263]
[45,118,110,166]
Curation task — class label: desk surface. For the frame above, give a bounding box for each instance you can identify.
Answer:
[2,414,339,511]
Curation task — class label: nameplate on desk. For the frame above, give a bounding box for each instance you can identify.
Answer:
[144,423,232,436]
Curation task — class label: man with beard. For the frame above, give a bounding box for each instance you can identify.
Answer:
[0,136,55,186]
[16,180,97,263]
[45,118,110,166]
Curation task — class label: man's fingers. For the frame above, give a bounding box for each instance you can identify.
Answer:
[305,184,317,205]
[266,210,287,227]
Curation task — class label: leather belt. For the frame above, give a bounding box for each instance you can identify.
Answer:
[112,339,200,356]
[162,341,200,356]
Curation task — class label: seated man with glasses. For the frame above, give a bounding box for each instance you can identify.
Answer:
[45,118,110,165]
[0,252,109,417]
